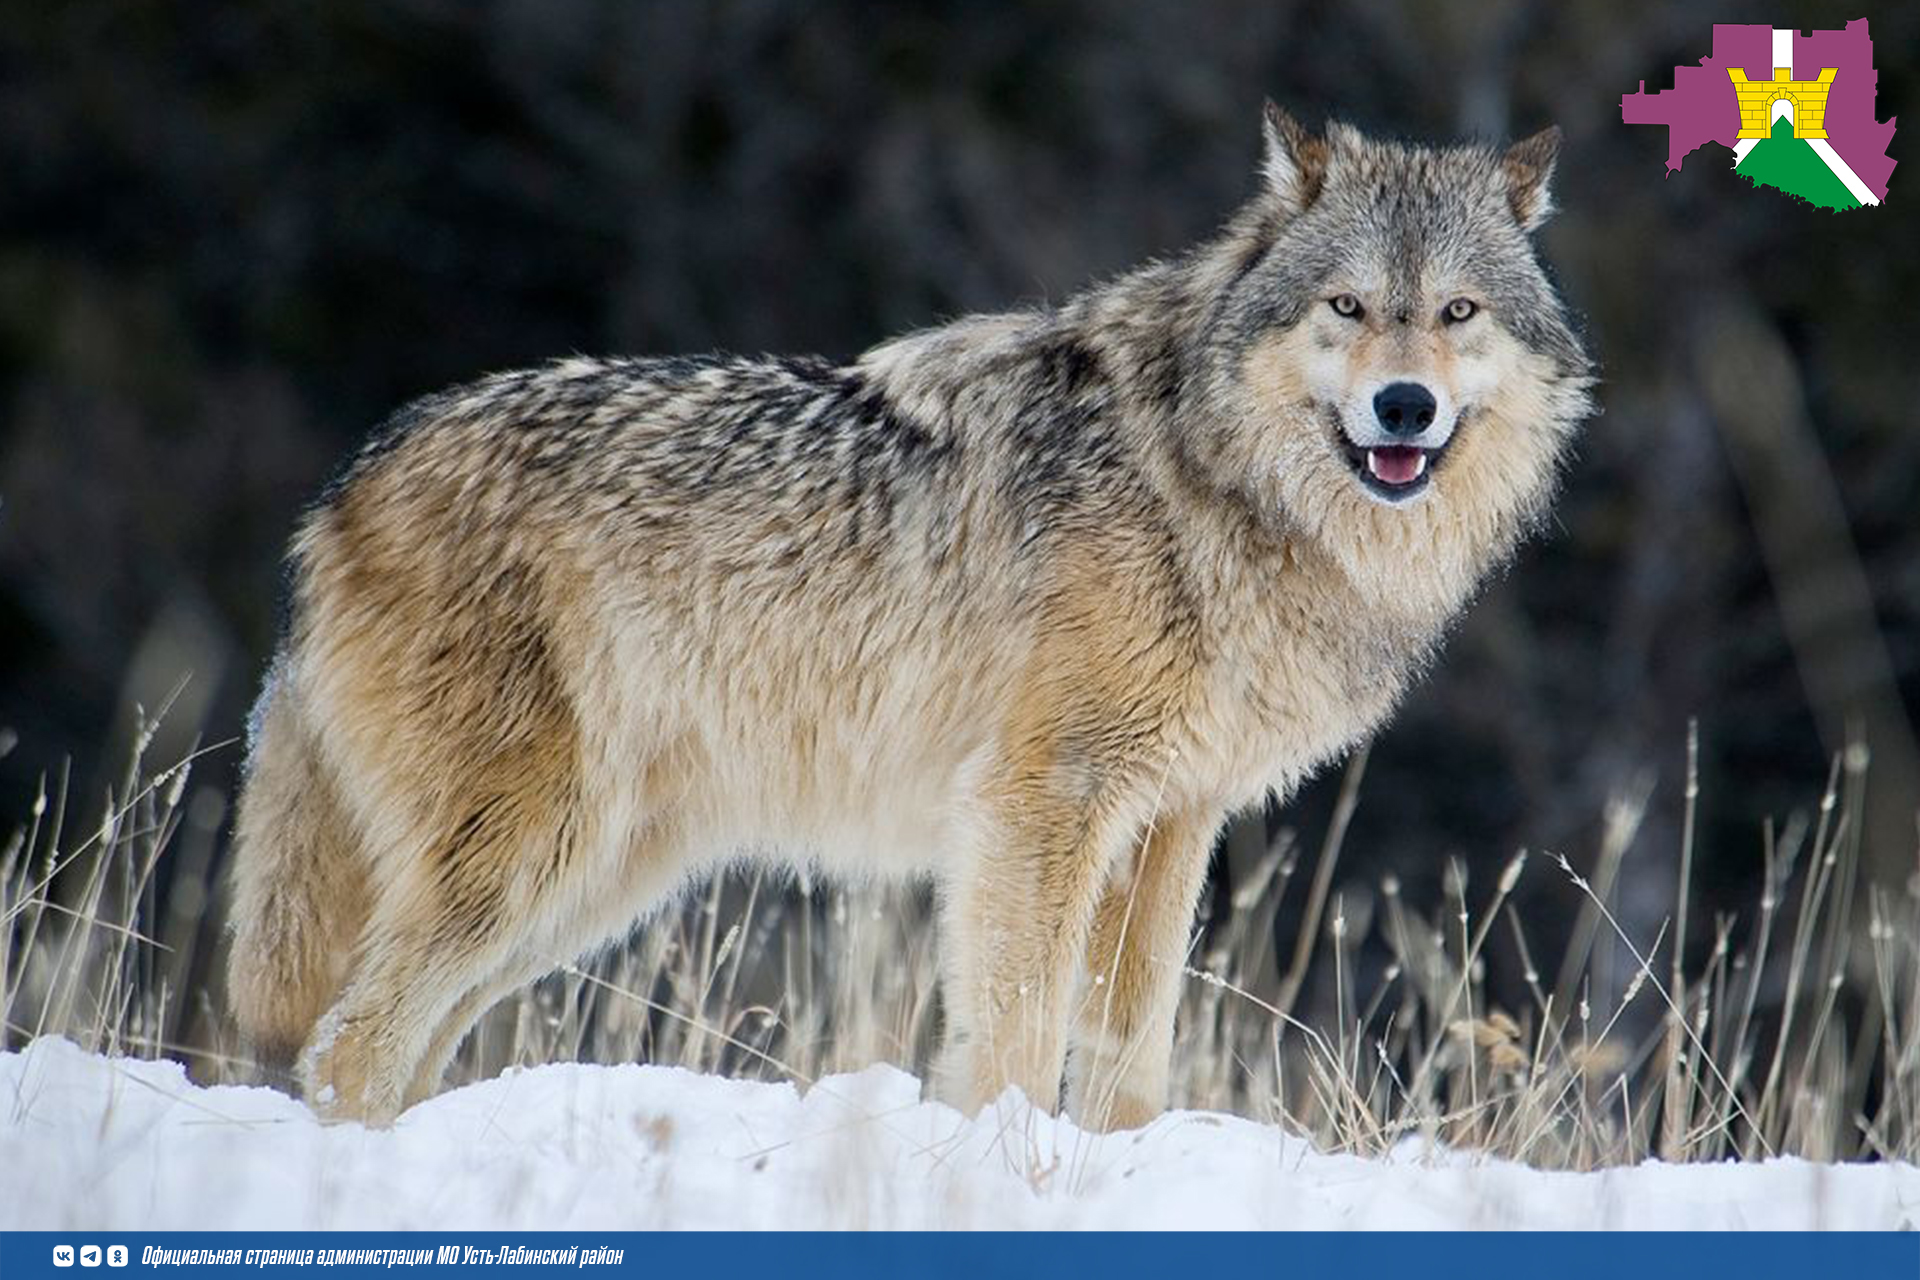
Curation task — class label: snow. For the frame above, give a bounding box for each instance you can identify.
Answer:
[3,1038,1916,1230]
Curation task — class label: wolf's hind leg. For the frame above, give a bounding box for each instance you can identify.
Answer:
[401,949,545,1110]
[395,900,633,1109]
[1068,809,1215,1132]
[300,782,584,1125]
[397,822,695,1110]
[302,890,513,1124]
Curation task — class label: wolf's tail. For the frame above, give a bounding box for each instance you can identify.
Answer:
[225,665,369,1077]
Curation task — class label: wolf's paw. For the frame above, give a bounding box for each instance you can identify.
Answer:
[1066,1038,1169,1132]
[1067,1087,1163,1133]
[297,1009,405,1127]
[925,1037,984,1115]
[929,1036,1066,1118]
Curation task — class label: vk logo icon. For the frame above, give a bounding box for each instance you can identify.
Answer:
[53,1246,75,1267]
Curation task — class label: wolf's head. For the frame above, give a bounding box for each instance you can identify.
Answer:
[1185,105,1593,609]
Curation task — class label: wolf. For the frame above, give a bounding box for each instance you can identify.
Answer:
[226,104,1592,1129]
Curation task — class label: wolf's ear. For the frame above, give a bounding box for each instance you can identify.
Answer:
[1260,100,1330,215]
[1502,126,1561,232]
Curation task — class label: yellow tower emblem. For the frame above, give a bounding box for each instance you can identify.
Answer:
[1729,66,1837,139]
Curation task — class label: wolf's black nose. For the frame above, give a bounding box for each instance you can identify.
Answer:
[1373,382,1437,436]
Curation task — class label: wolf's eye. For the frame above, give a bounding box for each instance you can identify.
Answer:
[1443,298,1479,323]
[1329,294,1363,319]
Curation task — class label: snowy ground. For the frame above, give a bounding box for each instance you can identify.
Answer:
[3,1038,1916,1230]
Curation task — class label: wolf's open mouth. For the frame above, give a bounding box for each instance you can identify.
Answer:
[1337,434,1453,501]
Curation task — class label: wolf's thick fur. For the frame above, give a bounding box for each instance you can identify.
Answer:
[228,107,1592,1128]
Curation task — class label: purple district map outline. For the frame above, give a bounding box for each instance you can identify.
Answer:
[1621,19,1895,202]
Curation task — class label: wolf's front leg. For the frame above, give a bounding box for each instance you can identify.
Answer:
[933,776,1136,1116]
[1068,808,1217,1131]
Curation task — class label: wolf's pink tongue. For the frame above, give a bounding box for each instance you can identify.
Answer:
[1367,446,1426,486]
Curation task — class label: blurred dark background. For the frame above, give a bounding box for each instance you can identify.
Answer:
[1,1,1914,1005]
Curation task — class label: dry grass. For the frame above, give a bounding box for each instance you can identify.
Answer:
[4,709,1916,1169]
